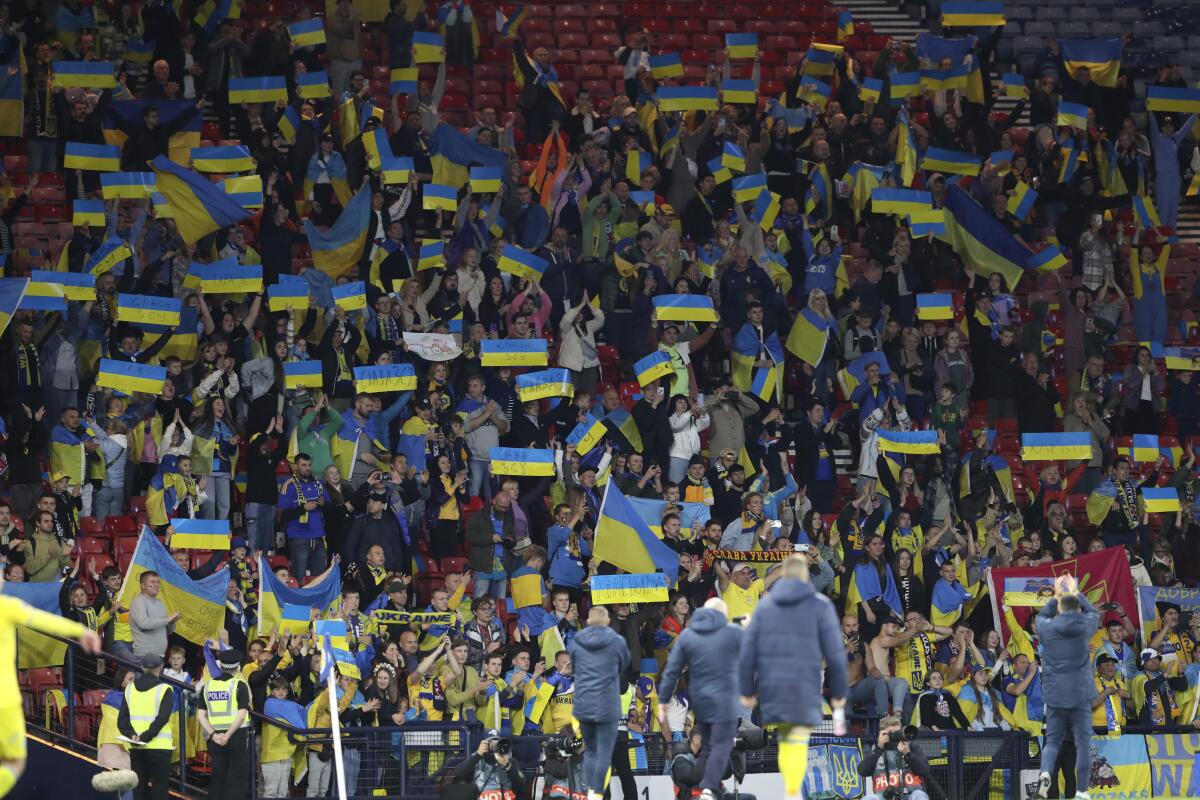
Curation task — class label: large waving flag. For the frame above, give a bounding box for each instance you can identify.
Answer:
[257,555,342,636]
[429,123,507,188]
[938,184,1033,290]
[304,184,372,278]
[786,307,833,367]
[105,100,202,164]
[593,483,680,584]
[1059,38,1122,88]
[117,528,230,645]
[150,155,251,244]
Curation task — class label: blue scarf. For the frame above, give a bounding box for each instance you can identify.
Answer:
[931,578,972,614]
[854,560,903,616]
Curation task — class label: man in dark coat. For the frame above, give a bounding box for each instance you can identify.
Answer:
[738,556,848,800]
[567,606,631,797]
[658,598,744,800]
[1035,575,1101,799]
[342,486,409,573]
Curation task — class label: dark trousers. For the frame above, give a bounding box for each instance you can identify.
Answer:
[601,729,637,800]
[208,727,251,800]
[578,719,618,794]
[1041,704,1091,796]
[130,748,171,800]
[696,720,738,791]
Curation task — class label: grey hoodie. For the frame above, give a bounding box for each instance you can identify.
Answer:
[659,607,744,722]
[567,624,631,722]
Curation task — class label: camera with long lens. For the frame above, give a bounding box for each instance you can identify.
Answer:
[541,732,584,760]
[481,735,512,764]
[883,725,918,750]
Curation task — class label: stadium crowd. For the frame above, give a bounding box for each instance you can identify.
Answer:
[1,0,1200,799]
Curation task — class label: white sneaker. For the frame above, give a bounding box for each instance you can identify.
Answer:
[1036,771,1051,799]
[698,790,719,800]
[1074,793,1091,800]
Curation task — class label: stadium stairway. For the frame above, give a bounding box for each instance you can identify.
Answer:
[838,0,924,41]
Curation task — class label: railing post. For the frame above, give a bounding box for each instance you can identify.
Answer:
[178,692,188,796]
[65,646,75,745]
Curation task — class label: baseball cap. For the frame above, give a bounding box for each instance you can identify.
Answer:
[732,563,755,575]
[1140,647,1161,665]
[415,397,433,411]
[141,654,164,670]
[51,471,68,483]
[1095,653,1117,666]
[230,536,248,551]
[387,579,408,594]
[1103,613,1124,628]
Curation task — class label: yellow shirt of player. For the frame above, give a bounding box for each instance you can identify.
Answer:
[0,595,88,706]
[723,579,764,621]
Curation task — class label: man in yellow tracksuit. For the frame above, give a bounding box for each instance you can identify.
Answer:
[198,650,252,800]
[118,654,175,800]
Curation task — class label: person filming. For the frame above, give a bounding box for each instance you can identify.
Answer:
[858,715,935,800]
[450,731,528,800]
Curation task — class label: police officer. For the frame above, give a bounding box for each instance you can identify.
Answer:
[198,649,252,800]
[117,654,174,800]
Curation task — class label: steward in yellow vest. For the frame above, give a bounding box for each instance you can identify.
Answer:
[118,654,175,800]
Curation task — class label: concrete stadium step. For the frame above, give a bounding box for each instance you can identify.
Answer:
[839,0,924,42]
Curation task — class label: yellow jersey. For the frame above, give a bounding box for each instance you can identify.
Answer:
[1092,675,1127,731]
[0,594,87,706]
[723,578,764,621]
[894,632,938,694]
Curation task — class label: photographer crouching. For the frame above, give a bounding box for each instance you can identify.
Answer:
[450,730,529,800]
[541,726,587,799]
[857,716,937,800]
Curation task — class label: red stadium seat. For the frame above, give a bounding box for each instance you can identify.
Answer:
[78,516,102,535]
[105,515,137,535]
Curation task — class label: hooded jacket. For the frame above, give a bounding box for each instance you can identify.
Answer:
[567,624,631,722]
[658,607,743,722]
[738,576,848,726]
[1036,594,1101,710]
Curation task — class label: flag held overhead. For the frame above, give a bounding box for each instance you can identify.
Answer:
[653,294,717,323]
[171,519,231,550]
[283,360,324,389]
[489,448,555,477]
[97,359,168,395]
[354,364,417,393]
[1020,432,1094,461]
[515,368,574,402]
[479,338,549,367]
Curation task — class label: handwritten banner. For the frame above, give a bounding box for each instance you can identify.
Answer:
[1137,585,1200,633]
[402,332,462,362]
[591,574,671,605]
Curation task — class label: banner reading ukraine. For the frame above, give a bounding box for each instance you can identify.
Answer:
[489,447,555,477]
[117,528,230,645]
[1137,586,1200,636]
[258,555,341,636]
[353,364,417,393]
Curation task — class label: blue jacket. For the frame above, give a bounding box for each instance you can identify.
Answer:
[568,624,631,723]
[658,607,743,723]
[738,577,847,726]
[1036,594,1101,710]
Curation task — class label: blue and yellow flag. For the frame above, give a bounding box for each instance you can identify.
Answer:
[412,31,445,63]
[785,307,832,367]
[1059,38,1122,88]
[277,105,300,144]
[1001,73,1028,98]
[1142,488,1181,513]
[305,185,372,278]
[331,280,367,311]
[1057,101,1089,130]
[105,100,202,165]
[566,413,607,456]
[295,71,330,99]
[151,155,250,245]
[490,447,555,477]
[221,175,263,208]
[649,53,683,80]
[30,270,94,301]
[1129,434,1160,462]
[838,351,892,400]
[907,209,946,238]
[0,579,69,669]
[920,147,980,176]
[798,77,832,108]
[942,1,1005,26]
[657,86,719,112]
[229,76,288,104]
[860,77,883,104]
[1131,195,1162,230]
[837,11,855,42]
[1008,180,1037,220]
[871,187,931,216]
[20,281,66,313]
[752,189,781,231]
[1164,347,1200,371]
[257,554,342,636]
[634,351,674,387]
[190,145,255,173]
[725,33,758,59]
[1020,432,1093,461]
[288,18,326,47]
[382,156,414,186]
[100,172,156,199]
[1146,85,1200,114]
[283,360,323,389]
[267,276,308,311]
[97,360,166,395]
[362,127,393,173]
[0,278,27,339]
[495,7,529,39]
[915,293,954,320]
[417,240,444,271]
[1027,245,1067,274]
[498,245,549,282]
[721,141,746,172]
[53,61,116,88]
[592,574,671,605]
[766,98,810,133]
[593,484,679,583]
[721,78,757,105]
[516,368,574,402]
[876,429,940,455]
[889,70,921,100]
[479,338,548,367]
[653,294,717,323]
[123,38,156,64]
[804,46,838,77]
[938,184,1034,290]
[191,260,263,294]
[64,142,121,172]
[389,66,418,95]
[117,529,229,645]
[732,174,767,204]
[72,199,107,228]
[429,123,507,188]
[171,518,231,550]
[423,183,459,212]
[470,166,502,194]
[118,294,181,327]
[353,364,417,393]
[84,237,133,277]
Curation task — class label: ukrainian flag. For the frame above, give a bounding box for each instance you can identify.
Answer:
[653,294,717,323]
[124,39,156,64]
[860,77,883,104]
[20,281,66,313]
[257,554,342,638]
[193,0,237,34]
[785,307,833,367]
[429,122,507,188]
[382,156,414,186]
[732,174,767,204]
[649,53,683,80]
[1131,195,1161,230]
[470,166,502,194]
[100,172,156,199]
[920,147,980,176]
[1142,488,1181,513]
[990,150,1013,175]
[1164,347,1200,370]
[496,6,529,39]
[871,187,931,216]
[889,70,921,100]
[191,260,263,294]
[171,518,231,550]
[118,294,181,328]
[268,277,308,311]
[919,63,970,93]
[1146,85,1200,114]
[626,150,652,183]
[877,429,940,455]
[498,245,549,282]
[64,142,121,172]
[30,270,94,301]
[604,408,645,457]
[715,77,753,104]
[190,145,255,173]
[412,31,445,63]
[416,240,444,271]
[752,189,781,230]
[277,105,300,144]
[938,184,1032,290]
[838,351,892,399]
[85,237,133,277]
[659,122,681,157]
[223,175,263,208]
[354,364,417,393]
[516,368,574,402]
[423,183,458,212]
[630,190,656,214]
[798,77,831,107]
[229,76,288,104]
[278,604,311,635]
[363,127,392,172]
[1059,38,1122,88]
[490,447,555,477]
[593,484,679,583]
[916,293,954,321]
[0,278,27,338]
[567,413,607,456]
[1058,141,1081,184]
[304,185,372,278]
[296,71,331,99]
[1129,434,1160,462]
[288,18,326,47]
[97,359,168,395]
[766,98,810,133]
[1001,73,1028,98]
[634,351,674,387]
[749,364,779,401]
[908,209,946,238]
[52,61,116,88]
[331,281,367,311]
[1057,101,1089,130]
[1008,180,1037,220]
[283,360,323,389]
[116,529,228,645]
[479,338,548,367]
[657,86,719,112]
[72,199,106,228]
[1020,432,1093,461]
[942,1,1005,27]
[151,156,250,244]
[1027,245,1067,274]
[721,141,746,172]
[837,11,855,42]
[389,67,418,95]
[725,33,758,59]
[804,46,837,76]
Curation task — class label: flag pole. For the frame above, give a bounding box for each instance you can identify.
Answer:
[324,648,349,800]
